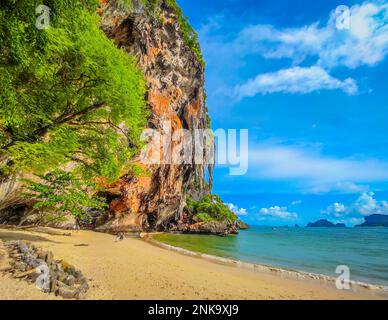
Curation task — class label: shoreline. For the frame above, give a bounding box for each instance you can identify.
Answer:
[145,233,388,299]
[0,227,386,300]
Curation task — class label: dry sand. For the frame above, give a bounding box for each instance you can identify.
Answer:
[0,227,385,300]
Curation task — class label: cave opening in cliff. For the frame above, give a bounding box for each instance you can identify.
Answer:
[146,211,158,231]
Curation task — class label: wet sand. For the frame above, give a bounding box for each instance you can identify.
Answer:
[0,227,385,300]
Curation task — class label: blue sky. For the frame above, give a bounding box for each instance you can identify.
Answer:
[178,0,388,226]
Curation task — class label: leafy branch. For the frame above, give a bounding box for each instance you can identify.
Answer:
[23,170,107,224]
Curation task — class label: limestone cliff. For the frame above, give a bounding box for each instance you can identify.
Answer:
[96,0,213,232]
[0,0,232,235]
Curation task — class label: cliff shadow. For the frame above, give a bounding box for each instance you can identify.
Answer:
[0,230,55,243]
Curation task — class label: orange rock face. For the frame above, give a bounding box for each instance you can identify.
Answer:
[98,2,212,232]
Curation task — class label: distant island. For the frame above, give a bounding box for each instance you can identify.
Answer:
[307,219,346,228]
[356,214,388,227]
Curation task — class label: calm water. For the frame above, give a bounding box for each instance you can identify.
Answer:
[154,226,388,286]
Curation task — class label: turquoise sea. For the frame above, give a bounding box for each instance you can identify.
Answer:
[154,226,388,286]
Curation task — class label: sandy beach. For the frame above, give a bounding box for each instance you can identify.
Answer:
[0,227,385,300]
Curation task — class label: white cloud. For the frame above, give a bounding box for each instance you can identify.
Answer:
[235,2,388,69]
[234,66,358,99]
[322,192,388,220]
[353,192,388,215]
[237,23,329,64]
[249,143,388,186]
[202,2,388,100]
[259,206,298,220]
[333,217,365,226]
[322,202,348,217]
[291,200,302,206]
[227,203,248,216]
[303,181,370,194]
[322,2,388,68]
[198,15,223,36]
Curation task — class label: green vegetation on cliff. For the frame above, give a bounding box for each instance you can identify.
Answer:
[187,195,237,224]
[23,170,107,224]
[0,0,147,219]
[163,0,204,66]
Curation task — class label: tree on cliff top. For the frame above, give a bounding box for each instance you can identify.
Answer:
[0,0,148,219]
[187,194,238,224]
